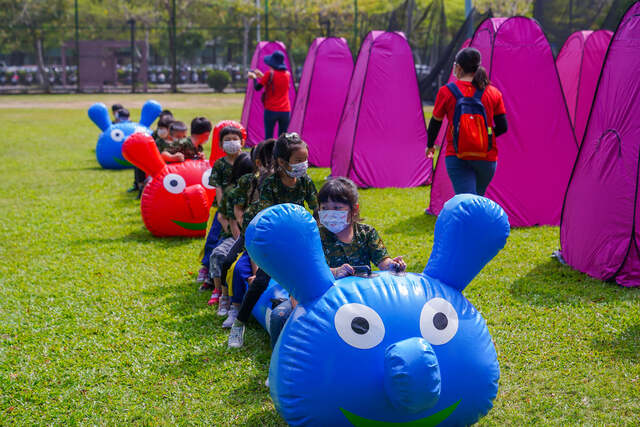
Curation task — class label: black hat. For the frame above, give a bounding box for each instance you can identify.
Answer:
[116,108,130,120]
[264,50,287,71]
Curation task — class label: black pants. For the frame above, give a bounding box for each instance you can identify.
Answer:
[133,167,146,189]
[220,235,245,288]
[264,109,290,140]
[237,268,271,323]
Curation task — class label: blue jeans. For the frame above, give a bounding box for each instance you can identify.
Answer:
[264,110,290,139]
[445,156,497,196]
[231,252,252,304]
[201,211,222,267]
[269,299,293,349]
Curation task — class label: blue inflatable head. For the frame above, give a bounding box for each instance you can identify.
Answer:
[245,195,510,426]
[88,100,162,169]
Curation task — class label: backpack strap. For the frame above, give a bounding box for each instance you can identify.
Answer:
[446,82,463,100]
[473,88,485,100]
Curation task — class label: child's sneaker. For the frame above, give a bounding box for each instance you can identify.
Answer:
[217,296,230,316]
[265,377,269,387]
[199,280,213,292]
[228,321,245,348]
[196,266,209,283]
[207,289,221,306]
[222,305,239,328]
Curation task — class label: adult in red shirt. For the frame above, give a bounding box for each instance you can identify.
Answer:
[247,50,292,140]
[426,47,508,196]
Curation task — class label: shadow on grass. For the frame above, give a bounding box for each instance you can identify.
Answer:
[243,408,286,426]
[510,259,639,307]
[73,227,195,246]
[384,213,437,237]
[592,323,640,361]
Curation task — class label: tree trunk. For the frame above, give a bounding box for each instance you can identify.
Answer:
[405,0,415,41]
[242,16,250,73]
[34,36,50,93]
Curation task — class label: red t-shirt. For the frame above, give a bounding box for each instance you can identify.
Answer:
[260,70,291,112]
[433,81,506,161]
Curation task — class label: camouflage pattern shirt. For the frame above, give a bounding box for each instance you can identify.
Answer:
[209,157,235,207]
[154,136,170,154]
[259,174,318,212]
[319,223,389,268]
[166,137,203,160]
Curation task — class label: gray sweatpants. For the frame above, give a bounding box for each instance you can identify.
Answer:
[209,237,237,279]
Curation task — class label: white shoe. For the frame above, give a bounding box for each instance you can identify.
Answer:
[265,377,270,388]
[217,296,230,316]
[228,321,245,348]
[222,306,238,328]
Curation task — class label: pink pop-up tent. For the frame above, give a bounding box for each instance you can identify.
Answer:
[288,38,354,167]
[428,17,578,227]
[331,31,430,188]
[559,2,640,287]
[557,30,613,142]
[240,41,297,147]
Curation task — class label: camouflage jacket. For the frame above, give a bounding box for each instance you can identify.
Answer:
[319,223,389,268]
[166,137,203,160]
[154,136,170,153]
[259,174,318,212]
[209,157,235,207]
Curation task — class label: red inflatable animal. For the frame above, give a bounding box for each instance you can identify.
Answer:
[122,133,216,237]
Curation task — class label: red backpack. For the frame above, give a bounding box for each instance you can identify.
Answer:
[447,83,494,159]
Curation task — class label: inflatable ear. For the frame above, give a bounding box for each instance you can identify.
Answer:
[88,103,111,131]
[210,120,247,166]
[139,100,162,128]
[424,195,510,292]
[245,203,334,305]
[122,133,166,177]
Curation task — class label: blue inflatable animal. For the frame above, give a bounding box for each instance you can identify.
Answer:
[245,195,510,426]
[88,100,162,169]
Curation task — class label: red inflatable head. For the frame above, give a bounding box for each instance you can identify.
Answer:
[122,133,216,237]
[210,120,247,166]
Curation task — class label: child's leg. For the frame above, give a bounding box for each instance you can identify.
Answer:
[269,299,292,349]
[229,268,270,348]
[201,211,222,267]
[223,252,251,329]
[210,237,236,315]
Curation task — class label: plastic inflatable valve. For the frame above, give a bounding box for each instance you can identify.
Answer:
[384,337,441,414]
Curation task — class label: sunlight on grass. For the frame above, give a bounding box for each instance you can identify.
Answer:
[0,94,638,424]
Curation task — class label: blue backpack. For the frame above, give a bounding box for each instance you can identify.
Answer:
[447,83,493,159]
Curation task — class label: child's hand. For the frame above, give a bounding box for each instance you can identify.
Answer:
[332,264,354,279]
[254,69,264,78]
[425,147,436,159]
[176,152,185,162]
[247,71,256,79]
[248,275,256,284]
[391,256,407,272]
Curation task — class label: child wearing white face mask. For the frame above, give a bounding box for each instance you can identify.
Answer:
[318,177,406,278]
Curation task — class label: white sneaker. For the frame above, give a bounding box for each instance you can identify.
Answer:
[217,296,230,316]
[222,305,238,328]
[228,321,245,348]
[265,377,270,388]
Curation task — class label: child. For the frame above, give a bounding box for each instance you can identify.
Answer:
[228,132,318,348]
[198,125,246,291]
[210,153,255,317]
[267,177,406,350]
[214,139,276,330]
[153,114,174,154]
[189,117,212,158]
[161,121,189,163]
[111,103,124,123]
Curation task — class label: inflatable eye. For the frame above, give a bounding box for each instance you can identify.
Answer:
[110,129,125,142]
[163,174,186,194]
[420,298,458,345]
[201,168,215,189]
[335,303,385,349]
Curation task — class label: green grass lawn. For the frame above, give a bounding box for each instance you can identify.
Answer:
[1,94,639,425]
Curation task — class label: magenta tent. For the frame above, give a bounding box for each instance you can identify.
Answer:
[240,41,296,147]
[331,31,430,188]
[559,2,640,287]
[288,38,354,167]
[557,30,613,142]
[428,17,578,227]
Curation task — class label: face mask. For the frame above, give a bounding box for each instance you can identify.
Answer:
[223,139,242,154]
[285,161,309,178]
[319,210,350,234]
[157,128,168,138]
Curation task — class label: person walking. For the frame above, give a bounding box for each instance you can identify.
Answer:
[426,47,508,196]
[248,50,292,140]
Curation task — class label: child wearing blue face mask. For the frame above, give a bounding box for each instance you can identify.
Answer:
[318,177,405,278]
